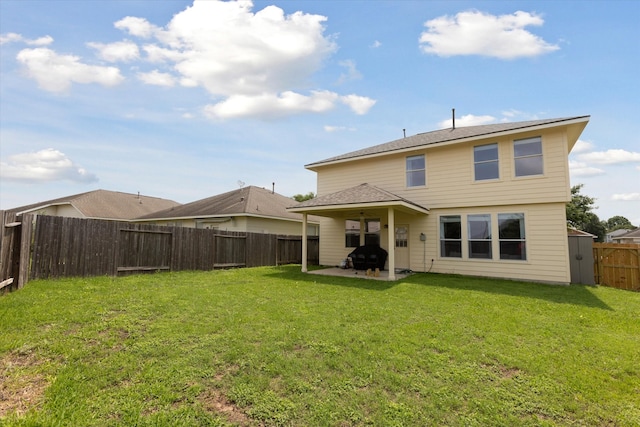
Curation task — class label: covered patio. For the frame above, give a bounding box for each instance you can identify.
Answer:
[288,183,429,281]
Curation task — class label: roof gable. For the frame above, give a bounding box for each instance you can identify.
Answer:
[307,116,590,169]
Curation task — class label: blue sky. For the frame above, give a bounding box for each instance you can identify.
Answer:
[1,0,639,225]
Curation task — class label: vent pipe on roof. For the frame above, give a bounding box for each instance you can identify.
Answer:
[452,108,456,130]
[403,128,406,138]
[272,182,275,194]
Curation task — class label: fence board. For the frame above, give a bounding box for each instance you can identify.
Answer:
[593,243,640,291]
[0,211,22,293]
[1,214,319,289]
[17,213,34,289]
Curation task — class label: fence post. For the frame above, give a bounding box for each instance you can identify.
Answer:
[16,213,34,289]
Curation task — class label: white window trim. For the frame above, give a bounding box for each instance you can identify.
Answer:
[406,154,427,188]
[513,136,544,178]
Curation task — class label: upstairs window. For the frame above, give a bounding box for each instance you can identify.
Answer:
[514,137,543,177]
[474,144,499,180]
[406,155,426,187]
[440,215,462,258]
[468,214,492,259]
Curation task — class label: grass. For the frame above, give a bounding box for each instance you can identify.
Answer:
[1,266,639,426]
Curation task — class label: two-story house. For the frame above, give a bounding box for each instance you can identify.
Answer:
[289,116,590,283]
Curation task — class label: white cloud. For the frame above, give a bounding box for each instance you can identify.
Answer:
[137,70,177,86]
[577,149,640,165]
[571,139,595,154]
[0,32,53,46]
[612,193,640,201]
[166,2,335,96]
[337,60,362,84]
[569,160,605,177]
[419,10,560,59]
[371,40,382,48]
[501,109,523,118]
[0,148,98,183]
[324,125,355,132]
[340,94,376,115]
[203,90,339,119]
[11,0,375,119]
[87,40,140,62]
[16,48,124,92]
[439,114,496,128]
[115,0,372,119]
[0,32,22,44]
[142,44,186,63]
[114,16,159,38]
[499,109,543,122]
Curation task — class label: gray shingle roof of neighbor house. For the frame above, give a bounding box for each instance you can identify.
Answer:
[288,183,429,214]
[7,189,180,220]
[306,115,591,169]
[137,185,321,223]
[615,228,640,239]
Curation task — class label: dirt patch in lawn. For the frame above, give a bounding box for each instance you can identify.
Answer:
[200,388,255,426]
[0,350,48,418]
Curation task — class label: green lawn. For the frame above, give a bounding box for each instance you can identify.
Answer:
[1,266,638,426]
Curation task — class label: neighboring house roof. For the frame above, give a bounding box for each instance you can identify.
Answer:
[613,228,640,241]
[289,183,430,216]
[307,116,590,169]
[137,185,320,223]
[7,189,180,220]
[606,228,632,239]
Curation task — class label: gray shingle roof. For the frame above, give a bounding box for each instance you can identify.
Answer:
[307,116,590,168]
[615,228,640,239]
[138,186,319,222]
[289,183,428,213]
[8,189,180,220]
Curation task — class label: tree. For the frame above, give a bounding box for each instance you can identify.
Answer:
[605,215,636,231]
[292,192,316,202]
[566,184,606,241]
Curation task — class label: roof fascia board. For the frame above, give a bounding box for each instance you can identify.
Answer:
[307,116,590,170]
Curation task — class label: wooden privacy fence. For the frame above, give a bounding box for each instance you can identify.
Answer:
[1,213,319,292]
[593,243,640,291]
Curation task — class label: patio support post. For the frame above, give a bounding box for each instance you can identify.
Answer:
[387,207,396,280]
[359,215,365,246]
[301,213,308,272]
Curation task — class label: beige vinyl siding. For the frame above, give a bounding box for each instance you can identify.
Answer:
[410,203,570,284]
[243,216,310,235]
[313,126,575,283]
[315,128,572,210]
[318,216,393,268]
[319,217,351,267]
[142,216,314,236]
